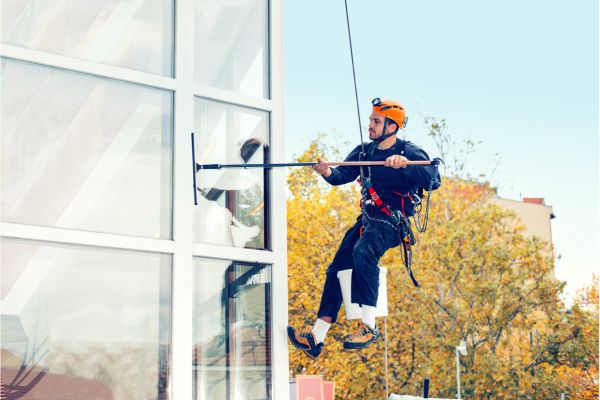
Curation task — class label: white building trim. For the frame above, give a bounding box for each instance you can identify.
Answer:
[0,222,175,254]
[1,44,177,91]
[171,0,195,398]
[268,0,290,398]
[194,84,273,112]
[193,243,276,264]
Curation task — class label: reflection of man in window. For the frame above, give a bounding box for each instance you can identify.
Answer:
[288,99,440,359]
[196,138,266,248]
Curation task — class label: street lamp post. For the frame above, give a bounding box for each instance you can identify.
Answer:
[456,340,467,399]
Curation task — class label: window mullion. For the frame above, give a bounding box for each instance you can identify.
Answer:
[267,0,290,399]
[171,0,195,398]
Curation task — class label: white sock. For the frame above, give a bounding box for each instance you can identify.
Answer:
[361,305,377,330]
[311,319,331,344]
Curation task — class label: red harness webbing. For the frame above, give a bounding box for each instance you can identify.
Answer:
[358,178,413,218]
[366,185,392,216]
[357,178,416,236]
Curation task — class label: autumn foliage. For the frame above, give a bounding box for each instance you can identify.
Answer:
[287,140,598,399]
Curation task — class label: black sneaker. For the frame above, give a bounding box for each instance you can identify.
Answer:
[343,322,383,350]
[287,326,323,360]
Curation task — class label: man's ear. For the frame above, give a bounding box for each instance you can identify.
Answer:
[387,122,399,134]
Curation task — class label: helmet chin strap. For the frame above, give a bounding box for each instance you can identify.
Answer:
[374,118,396,143]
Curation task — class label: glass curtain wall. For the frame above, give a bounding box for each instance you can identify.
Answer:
[1,59,173,239]
[2,0,174,75]
[1,239,171,399]
[193,101,269,250]
[193,259,271,400]
[191,0,273,399]
[1,0,175,398]
[194,0,269,97]
[1,0,277,399]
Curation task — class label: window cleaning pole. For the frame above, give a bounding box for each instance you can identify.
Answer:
[195,160,434,171]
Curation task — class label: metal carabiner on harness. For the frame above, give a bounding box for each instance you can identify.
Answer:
[412,193,422,206]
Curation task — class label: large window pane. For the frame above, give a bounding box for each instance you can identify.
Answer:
[193,258,271,400]
[195,0,269,98]
[1,0,174,76]
[193,100,269,249]
[0,238,171,400]
[1,59,173,239]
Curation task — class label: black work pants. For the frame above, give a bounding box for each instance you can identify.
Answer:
[317,215,400,323]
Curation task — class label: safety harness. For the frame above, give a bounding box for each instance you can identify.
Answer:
[357,141,442,287]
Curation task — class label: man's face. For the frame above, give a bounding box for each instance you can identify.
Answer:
[368,111,387,140]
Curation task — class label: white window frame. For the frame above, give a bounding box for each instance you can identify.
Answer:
[0,0,288,398]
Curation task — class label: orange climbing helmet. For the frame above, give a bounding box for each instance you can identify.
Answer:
[372,98,407,129]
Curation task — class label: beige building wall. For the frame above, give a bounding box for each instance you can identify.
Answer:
[491,197,555,243]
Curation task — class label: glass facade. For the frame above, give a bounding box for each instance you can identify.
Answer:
[193,100,270,249]
[194,0,269,98]
[1,238,171,400]
[1,59,173,239]
[2,0,174,76]
[193,259,271,400]
[1,0,283,398]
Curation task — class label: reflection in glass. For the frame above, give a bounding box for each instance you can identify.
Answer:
[193,259,271,400]
[0,238,171,400]
[193,100,269,249]
[1,0,174,76]
[195,0,269,98]
[1,59,173,239]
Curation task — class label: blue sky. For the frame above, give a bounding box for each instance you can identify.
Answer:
[284,0,598,301]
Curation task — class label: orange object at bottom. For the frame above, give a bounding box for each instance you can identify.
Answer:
[294,374,336,400]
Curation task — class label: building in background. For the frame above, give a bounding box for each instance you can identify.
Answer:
[492,197,555,243]
[0,1,288,399]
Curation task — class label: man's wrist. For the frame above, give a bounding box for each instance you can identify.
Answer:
[322,168,332,178]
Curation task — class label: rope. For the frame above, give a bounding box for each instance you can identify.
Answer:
[343,0,368,181]
[344,2,391,395]
[414,158,443,233]
[414,174,437,233]
[343,0,364,149]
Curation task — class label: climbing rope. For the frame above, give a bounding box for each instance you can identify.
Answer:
[414,160,442,233]
[343,0,367,173]
[343,1,392,396]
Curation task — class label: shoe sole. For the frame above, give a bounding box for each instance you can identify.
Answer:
[302,348,319,360]
[343,334,383,350]
[287,326,321,360]
[287,326,309,350]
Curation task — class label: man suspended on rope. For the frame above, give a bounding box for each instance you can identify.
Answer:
[287,98,441,359]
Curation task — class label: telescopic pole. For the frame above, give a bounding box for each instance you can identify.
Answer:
[195,160,434,171]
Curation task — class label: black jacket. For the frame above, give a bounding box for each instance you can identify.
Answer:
[323,138,441,216]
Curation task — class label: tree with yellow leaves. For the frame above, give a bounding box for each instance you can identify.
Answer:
[287,137,598,399]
